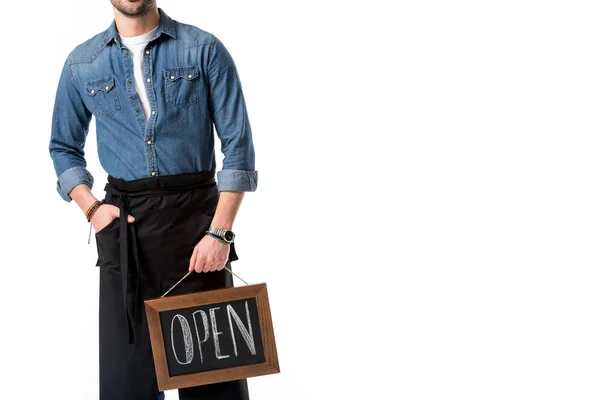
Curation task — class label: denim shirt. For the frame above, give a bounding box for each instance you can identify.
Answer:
[49,7,257,202]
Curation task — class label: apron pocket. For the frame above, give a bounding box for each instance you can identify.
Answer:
[95,217,121,268]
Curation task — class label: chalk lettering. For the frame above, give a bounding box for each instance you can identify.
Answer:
[171,314,194,365]
[209,307,230,360]
[192,310,210,363]
[227,301,257,356]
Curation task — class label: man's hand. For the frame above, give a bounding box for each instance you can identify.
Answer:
[189,235,230,273]
[91,203,135,233]
[187,190,243,273]
[69,183,135,233]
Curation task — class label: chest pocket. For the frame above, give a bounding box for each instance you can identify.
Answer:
[85,76,121,118]
[163,66,200,109]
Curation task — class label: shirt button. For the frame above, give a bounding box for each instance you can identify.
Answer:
[151,171,156,176]
[188,74,193,79]
[145,50,150,55]
[90,89,95,94]
[128,80,132,84]
[170,75,175,80]
[125,51,129,56]
[147,78,151,83]
[135,108,140,113]
[151,110,156,115]
[105,86,109,90]
[147,140,152,145]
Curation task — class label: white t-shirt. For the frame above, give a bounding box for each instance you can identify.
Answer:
[118,25,160,120]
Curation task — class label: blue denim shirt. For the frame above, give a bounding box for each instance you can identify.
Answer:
[49,8,257,202]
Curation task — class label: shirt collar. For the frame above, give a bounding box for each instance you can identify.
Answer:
[102,7,176,46]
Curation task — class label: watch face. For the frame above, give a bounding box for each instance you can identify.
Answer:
[224,231,235,241]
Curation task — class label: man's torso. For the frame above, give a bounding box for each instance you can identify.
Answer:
[67,8,218,180]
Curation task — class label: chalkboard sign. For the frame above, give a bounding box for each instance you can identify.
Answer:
[145,283,279,390]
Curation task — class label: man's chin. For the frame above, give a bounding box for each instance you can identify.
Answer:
[112,0,154,17]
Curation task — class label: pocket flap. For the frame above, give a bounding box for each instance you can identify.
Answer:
[164,67,199,82]
[85,76,116,96]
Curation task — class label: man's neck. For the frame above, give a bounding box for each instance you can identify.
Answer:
[113,6,160,38]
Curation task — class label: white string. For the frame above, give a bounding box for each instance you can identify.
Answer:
[223,266,250,286]
[161,271,193,298]
[160,265,249,298]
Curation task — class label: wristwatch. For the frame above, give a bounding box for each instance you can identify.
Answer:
[206,226,236,244]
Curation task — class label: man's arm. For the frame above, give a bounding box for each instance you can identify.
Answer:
[207,34,258,194]
[208,34,258,227]
[189,34,258,273]
[212,191,244,230]
[49,54,97,212]
[49,54,136,231]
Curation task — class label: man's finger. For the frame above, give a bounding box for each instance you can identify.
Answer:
[216,261,227,271]
[194,252,207,273]
[189,248,198,272]
[114,205,134,222]
[202,260,212,273]
[195,261,206,274]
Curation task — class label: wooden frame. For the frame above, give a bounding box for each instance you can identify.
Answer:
[144,283,279,390]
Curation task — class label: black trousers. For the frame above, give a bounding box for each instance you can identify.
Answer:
[94,171,250,400]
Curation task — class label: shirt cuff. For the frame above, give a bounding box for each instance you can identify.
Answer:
[217,170,258,192]
[56,166,94,202]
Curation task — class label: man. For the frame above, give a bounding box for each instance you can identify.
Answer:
[48,2,257,399]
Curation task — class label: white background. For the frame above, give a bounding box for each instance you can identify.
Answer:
[1,0,599,399]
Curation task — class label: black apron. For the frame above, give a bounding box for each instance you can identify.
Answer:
[94,171,249,400]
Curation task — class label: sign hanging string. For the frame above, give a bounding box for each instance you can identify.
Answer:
[161,266,249,298]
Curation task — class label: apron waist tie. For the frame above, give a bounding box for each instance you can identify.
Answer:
[104,187,140,344]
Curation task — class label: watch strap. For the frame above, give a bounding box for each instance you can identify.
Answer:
[208,226,228,237]
[207,226,235,242]
[205,231,229,244]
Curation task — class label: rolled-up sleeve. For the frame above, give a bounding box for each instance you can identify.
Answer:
[49,54,94,202]
[207,34,258,192]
